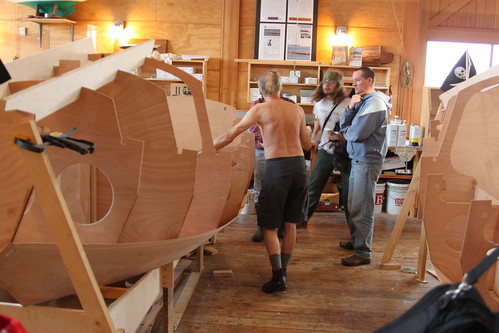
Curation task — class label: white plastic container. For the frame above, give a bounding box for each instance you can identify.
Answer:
[386,180,410,215]
[409,124,422,146]
[374,182,386,214]
[397,122,407,146]
[386,121,398,147]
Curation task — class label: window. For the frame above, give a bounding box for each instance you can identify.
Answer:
[424,41,496,87]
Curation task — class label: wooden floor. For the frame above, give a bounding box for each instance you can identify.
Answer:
[152,211,440,332]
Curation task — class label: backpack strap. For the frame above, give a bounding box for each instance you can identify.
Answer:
[465,246,499,285]
[445,246,499,301]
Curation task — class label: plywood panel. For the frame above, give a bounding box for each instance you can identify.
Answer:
[0,1,15,20]
[206,70,220,100]
[317,0,358,26]
[155,0,223,24]
[485,0,496,29]
[0,21,21,61]
[240,0,257,26]
[98,71,197,242]
[238,25,255,60]
[124,22,222,57]
[71,0,156,21]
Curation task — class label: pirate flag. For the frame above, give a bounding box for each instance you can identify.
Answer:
[440,50,476,92]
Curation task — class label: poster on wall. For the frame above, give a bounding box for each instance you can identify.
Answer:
[258,24,286,60]
[260,0,287,22]
[286,24,312,61]
[287,0,315,24]
[255,0,318,61]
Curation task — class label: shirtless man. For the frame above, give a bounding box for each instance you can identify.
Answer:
[214,71,311,293]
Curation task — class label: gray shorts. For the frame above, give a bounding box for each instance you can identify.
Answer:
[257,156,308,229]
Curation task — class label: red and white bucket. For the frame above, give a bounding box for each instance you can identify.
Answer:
[386,180,410,215]
[374,182,386,214]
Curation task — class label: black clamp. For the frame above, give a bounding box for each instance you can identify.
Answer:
[15,128,95,155]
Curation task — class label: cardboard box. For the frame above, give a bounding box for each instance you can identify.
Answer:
[320,192,339,203]
[304,77,318,85]
[301,96,313,104]
[316,201,340,212]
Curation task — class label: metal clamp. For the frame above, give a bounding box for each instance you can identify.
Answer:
[15,128,95,155]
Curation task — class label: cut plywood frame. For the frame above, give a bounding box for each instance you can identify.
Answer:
[98,71,197,242]
[3,39,155,120]
[0,38,94,99]
[419,69,499,311]
[14,87,144,244]
[142,59,233,238]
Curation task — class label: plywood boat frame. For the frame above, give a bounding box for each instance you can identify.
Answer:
[418,72,499,311]
[0,40,254,331]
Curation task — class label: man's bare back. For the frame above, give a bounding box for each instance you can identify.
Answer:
[214,97,311,157]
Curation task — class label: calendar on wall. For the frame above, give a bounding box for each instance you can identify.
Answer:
[255,0,318,61]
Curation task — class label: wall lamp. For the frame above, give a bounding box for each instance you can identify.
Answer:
[111,20,125,40]
[332,26,350,46]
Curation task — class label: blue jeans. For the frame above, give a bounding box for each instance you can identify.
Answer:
[347,160,382,259]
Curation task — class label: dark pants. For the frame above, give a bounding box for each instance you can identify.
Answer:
[307,149,351,221]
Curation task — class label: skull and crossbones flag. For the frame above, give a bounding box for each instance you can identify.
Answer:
[440,50,476,92]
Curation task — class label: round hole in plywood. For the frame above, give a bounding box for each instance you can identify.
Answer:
[57,163,113,224]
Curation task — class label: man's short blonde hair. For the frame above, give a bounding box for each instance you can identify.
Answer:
[258,70,282,97]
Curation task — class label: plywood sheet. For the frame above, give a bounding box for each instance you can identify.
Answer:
[14,87,143,244]
[3,39,154,120]
[98,70,197,242]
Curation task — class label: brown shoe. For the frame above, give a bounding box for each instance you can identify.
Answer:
[339,240,354,250]
[341,254,371,266]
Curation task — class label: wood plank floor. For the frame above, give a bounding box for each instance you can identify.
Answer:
[152,212,440,332]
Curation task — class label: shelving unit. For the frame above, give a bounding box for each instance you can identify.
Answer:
[22,17,75,48]
[139,59,208,95]
[235,59,390,114]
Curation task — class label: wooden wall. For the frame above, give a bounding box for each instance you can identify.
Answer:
[2,0,499,124]
[237,0,405,115]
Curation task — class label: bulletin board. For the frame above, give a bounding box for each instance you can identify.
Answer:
[254,0,318,61]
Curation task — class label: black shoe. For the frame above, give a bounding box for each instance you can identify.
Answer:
[339,240,354,250]
[251,227,263,242]
[262,268,287,293]
[341,254,371,266]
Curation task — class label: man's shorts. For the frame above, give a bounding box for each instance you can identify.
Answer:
[257,156,308,229]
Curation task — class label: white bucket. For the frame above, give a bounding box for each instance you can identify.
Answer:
[240,189,256,215]
[386,180,410,215]
[374,182,386,214]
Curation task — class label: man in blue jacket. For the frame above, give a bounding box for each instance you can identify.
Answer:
[339,67,390,266]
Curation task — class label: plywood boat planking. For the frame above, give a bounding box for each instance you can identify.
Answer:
[0,227,224,305]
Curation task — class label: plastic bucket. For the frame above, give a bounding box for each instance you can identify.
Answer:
[374,182,386,214]
[240,189,256,215]
[386,180,410,215]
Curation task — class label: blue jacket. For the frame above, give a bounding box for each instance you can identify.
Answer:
[340,91,390,163]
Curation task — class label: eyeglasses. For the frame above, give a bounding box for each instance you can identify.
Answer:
[321,80,338,85]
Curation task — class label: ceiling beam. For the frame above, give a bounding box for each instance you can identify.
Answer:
[429,0,472,27]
